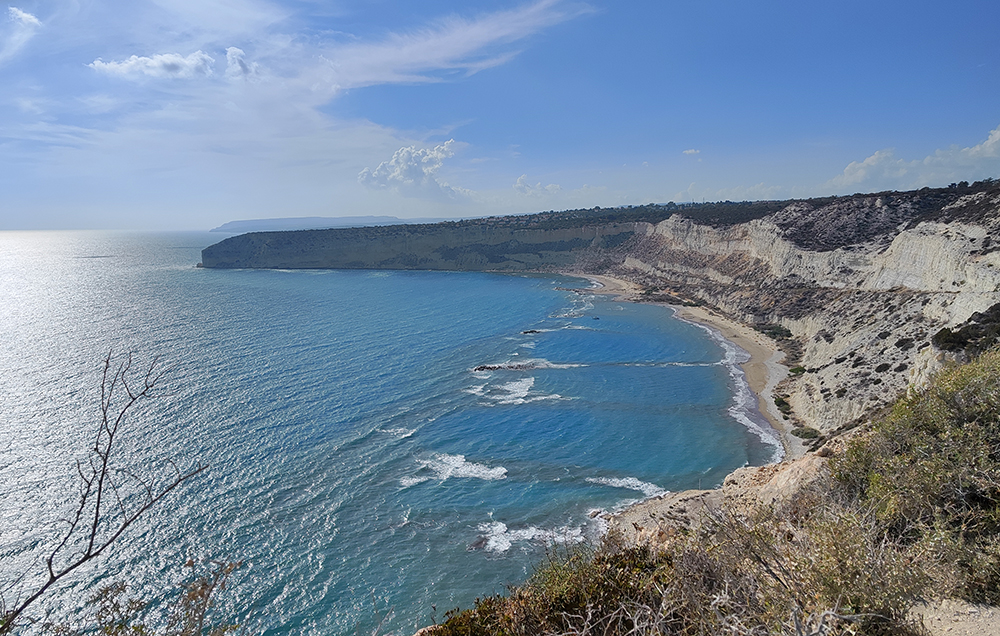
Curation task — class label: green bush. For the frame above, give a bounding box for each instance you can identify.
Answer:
[834,348,1000,602]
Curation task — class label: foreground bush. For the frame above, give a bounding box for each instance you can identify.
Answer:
[835,348,1000,603]
[435,350,1000,635]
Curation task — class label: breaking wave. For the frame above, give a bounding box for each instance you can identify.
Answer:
[586,476,667,499]
[378,427,416,439]
[672,310,786,463]
[471,521,586,554]
[401,453,508,487]
[489,377,563,405]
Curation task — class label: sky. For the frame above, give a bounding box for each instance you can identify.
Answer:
[1,0,998,230]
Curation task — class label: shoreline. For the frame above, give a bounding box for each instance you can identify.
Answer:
[577,273,807,461]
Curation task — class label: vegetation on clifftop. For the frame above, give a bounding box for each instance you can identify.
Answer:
[433,349,1000,635]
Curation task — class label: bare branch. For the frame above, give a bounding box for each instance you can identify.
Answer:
[0,351,206,634]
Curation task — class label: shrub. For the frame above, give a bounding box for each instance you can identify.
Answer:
[755,323,792,340]
[834,348,1000,602]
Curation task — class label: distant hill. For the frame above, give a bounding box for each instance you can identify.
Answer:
[210,216,454,233]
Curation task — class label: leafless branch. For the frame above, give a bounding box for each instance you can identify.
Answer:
[1,351,206,633]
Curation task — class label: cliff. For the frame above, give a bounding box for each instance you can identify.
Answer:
[608,184,1000,440]
[201,180,1000,439]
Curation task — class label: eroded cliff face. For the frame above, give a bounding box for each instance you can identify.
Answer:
[609,190,1000,435]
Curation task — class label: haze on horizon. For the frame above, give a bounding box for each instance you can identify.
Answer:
[1,0,998,231]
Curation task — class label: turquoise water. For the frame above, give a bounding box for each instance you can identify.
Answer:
[0,231,778,635]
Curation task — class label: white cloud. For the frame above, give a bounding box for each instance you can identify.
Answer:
[8,7,39,27]
[826,124,1000,192]
[682,149,699,155]
[0,1,592,227]
[513,174,561,196]
[0,6,41,65]
[315,0,591,92]
[89,51,216,79]
[225,47,259,80]
[358,140,469,198]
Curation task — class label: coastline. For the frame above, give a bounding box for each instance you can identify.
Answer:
[577,273,807,461]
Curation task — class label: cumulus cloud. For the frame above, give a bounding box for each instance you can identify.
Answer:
[682,149,699,155]
[826,125,1000,192]
[513,174,561,196]
[225,47,259,80]
[0,6,42,65]
[358,140,469,198]
[89,51,216,79]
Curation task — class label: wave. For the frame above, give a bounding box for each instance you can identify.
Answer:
[377,427,416,439]
[489,377,563,406]
[400,475,430,488]
[671,310,786,463]
[471,521,586,554]
[586,476,667,499]
[401,453,507,487]
[550,298,595,319]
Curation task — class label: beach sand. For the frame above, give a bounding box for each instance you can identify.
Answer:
[578,273,807,460]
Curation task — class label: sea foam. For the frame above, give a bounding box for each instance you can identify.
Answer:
[402,453,508,487]
[586,476,667,498]
[473,521,586,554]
[674,310,786,463]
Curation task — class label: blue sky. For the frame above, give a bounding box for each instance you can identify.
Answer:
[1,0,998,230]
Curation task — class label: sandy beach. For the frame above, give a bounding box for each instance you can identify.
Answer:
[578,273,807,460]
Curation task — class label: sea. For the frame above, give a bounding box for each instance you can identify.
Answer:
[0,231,780,635]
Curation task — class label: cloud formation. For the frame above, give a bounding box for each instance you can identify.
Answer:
[513,174,561,196]
[225,47,259,80]
[89,51,216,79]
[358,140,468,197]
[682,149,699,155]
[1,6,41,65]
[317,0,590,91]
[827,125,1000,192]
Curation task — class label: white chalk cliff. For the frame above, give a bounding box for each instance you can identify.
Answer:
[613,189,1000,435]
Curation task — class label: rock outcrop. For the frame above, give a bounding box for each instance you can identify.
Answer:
[607,450,832,545]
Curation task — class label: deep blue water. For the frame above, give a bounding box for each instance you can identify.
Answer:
[0,231,778,635]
